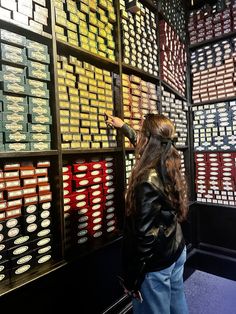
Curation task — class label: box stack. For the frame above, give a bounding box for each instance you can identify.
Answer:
[160,0,186,41]
[120,0,158,76]
[0,29,52,151]
[161,87,188,147]
[125,152,135,186]
[0,160,53,284]
[0,0,50,36]
[188,0,235,45]
[122,74,159,148]
[62,156,118,246]
[191,37,236,103]
[195,152,236,206]
[193,101,236,151]
[160,20,187,96]
[54,0,116,61]
[57,55,117,149]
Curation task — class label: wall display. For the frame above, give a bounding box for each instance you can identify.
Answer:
[159,0,186,41]
[122,74,159,148]
[161,87,188,147]
[0,0,193,303]
[191,36,236,103]
[160,20,187,96]
[120,0,159,76]
[54,0,116,61]
[62,156,118,246]
[189,0,234,45]
[0,29,52,152]
[193,101,236,151]
[0,0,50,36]
[195,152,236,206]
[57,55,117,149]
[0,160,53,284]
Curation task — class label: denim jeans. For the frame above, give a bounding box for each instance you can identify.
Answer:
[132,246,189,314]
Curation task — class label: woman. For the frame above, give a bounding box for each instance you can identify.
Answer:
[105,113,189,314]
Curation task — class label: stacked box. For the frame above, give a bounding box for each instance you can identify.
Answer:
[125,152,135,186]
[191,37,236,103]
[193,101,236,151]
[54,0,116,61]
[120,0,158,76]
[160,21,187,97]
[0,160,53,283]
[57,55,117,149]
[195,152,236,206]
[62,156,118,246]
[0,29,52,151]
[0,0,50,36]
[160,0,186,41]
[188,0,235,45]
[122,74,159,148]
[161,87,188,147]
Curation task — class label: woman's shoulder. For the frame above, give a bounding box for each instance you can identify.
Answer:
[141,168,164,192]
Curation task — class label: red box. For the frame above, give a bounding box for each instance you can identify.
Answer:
[73,163,89,173]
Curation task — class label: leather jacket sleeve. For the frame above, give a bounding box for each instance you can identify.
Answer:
[120,124,137,146]
[122,181,162,291]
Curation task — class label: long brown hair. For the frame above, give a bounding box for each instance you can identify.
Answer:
[125,114,188,222]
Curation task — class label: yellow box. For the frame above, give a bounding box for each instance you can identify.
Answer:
[80,97,89,105]
[91,142,100,148]
[80,127,90,134]
[70,103,80,111]
[89,93,97,100]
[75,66,86,75]
[80,113,89,119]
[80,104,90,112]
[60,109,70,117]
[97,88,105,95]
[81,142,90,148]
[82,134,92,141]
[71,142,81,149]
[97,80,105,88]
[89,85,98,93]
[65,79,75,87]
[59,101,70,109]
[70,95,80,103]
[90,113,97,120]
[91,120,98,127]
[61,126,69,133]
[91,127,99,134]
[70,118,78,125]
[70,110,80,118]
[72,135,81,141]
[61,143,70,149]
[85,70,94,79]
[70,126,79,133]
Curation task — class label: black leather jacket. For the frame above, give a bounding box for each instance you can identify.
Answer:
[121,124,185,291]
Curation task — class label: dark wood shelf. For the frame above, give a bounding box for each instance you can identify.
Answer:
[0,150,58,158]
[177,146,189,150]
[62,148,122,155]
[194,149,236,153]
[189,31,236,50]
[122,63,159,83]
[125,147,135,152]
[195,202,236,209]
[0,260,66,297]
[0,19,52,42]
[57,40,119,72]
[65,233,123,262]
[192,95,236,106]
[161,80,187,101]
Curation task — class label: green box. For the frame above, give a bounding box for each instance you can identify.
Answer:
[27,123,50,133]
[28,97,49,107]
[30,142,50,151]
[5,143,30,151]
[29,105,50,116]
[29,132,51,142]
[3,82,27,94]
[27,61,50,81]
[30,115,52,124]
[27,49,50,64]
[4,131,29,143]
[1,43,27,66]
[3,112,28,123]
[3,102,28,114]
[0,29,26,47]
[3,122,27,132]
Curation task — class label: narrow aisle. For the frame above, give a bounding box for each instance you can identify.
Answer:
[184,270,236,314]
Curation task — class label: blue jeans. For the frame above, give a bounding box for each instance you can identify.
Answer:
[132,246,189,314]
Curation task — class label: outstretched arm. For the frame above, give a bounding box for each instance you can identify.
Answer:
[105,113,137,146]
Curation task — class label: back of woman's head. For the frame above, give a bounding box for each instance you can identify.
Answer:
[126,114,188,221]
